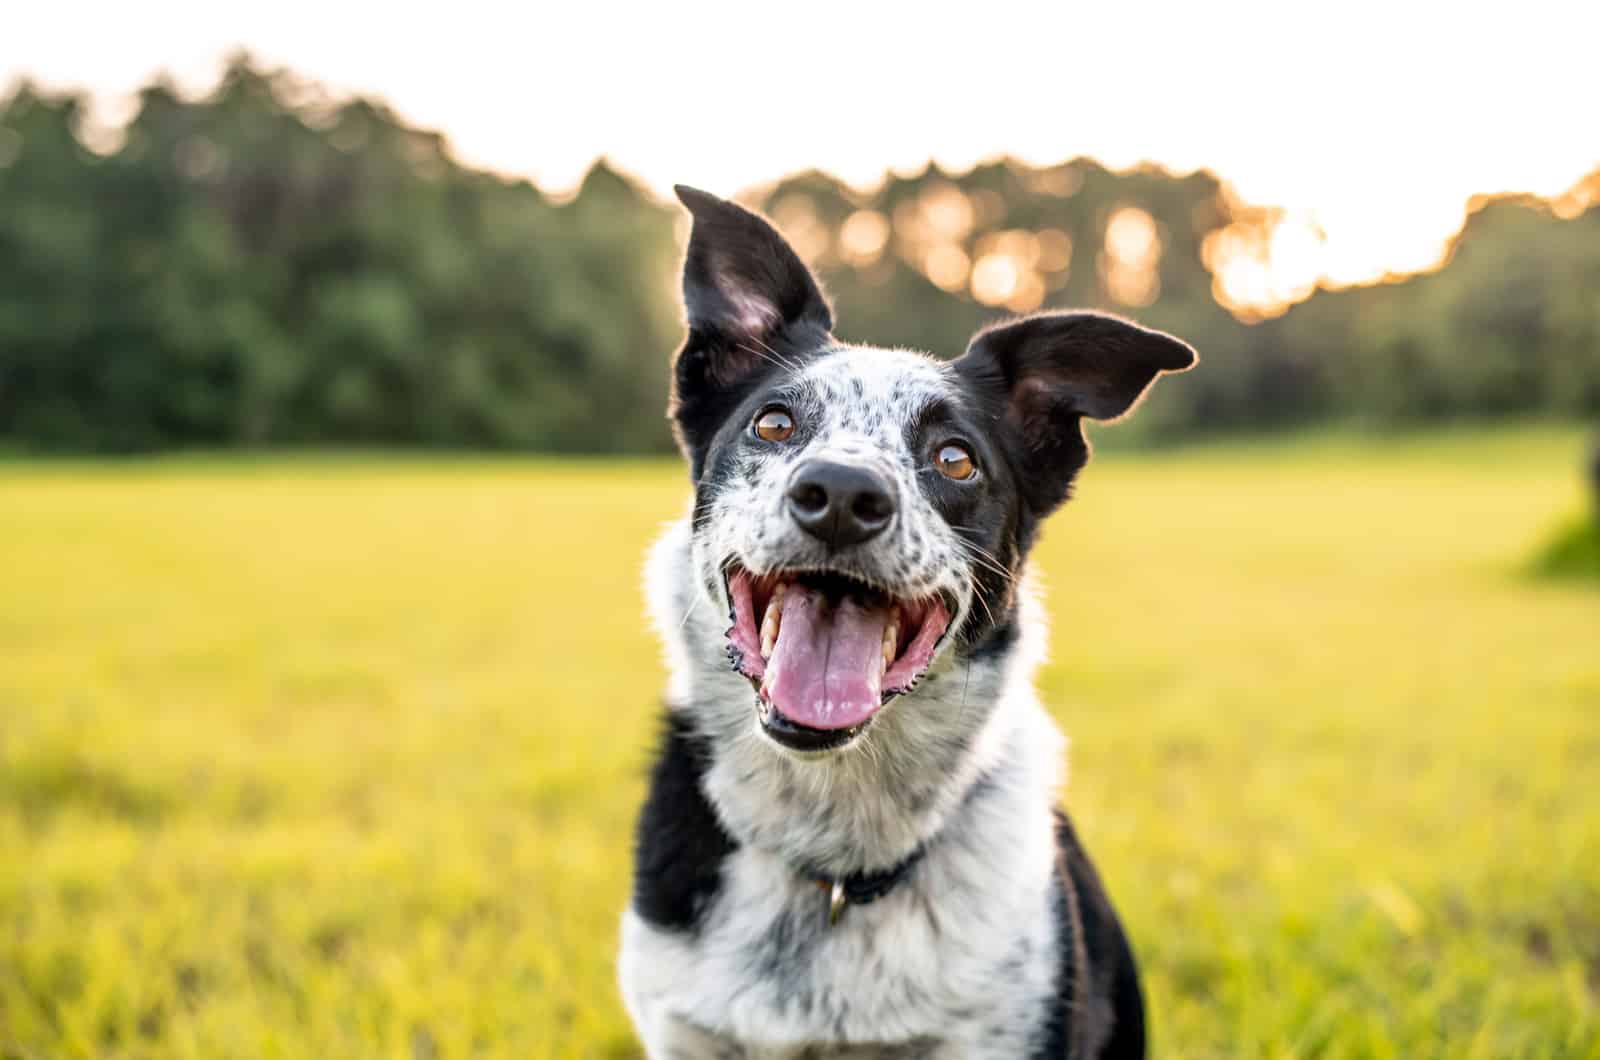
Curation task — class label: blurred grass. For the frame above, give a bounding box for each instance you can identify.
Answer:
[1530,514,1600,582]
[1,426,1597,1059]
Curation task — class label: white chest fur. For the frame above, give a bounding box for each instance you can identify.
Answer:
[619,705,1067,1059]
[620,521,1069,1057]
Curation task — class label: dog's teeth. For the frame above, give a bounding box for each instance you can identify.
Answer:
[882,612,900,672]
[759,583,786,659]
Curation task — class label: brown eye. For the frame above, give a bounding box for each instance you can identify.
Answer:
[754,406,795,442]
[935,443,976,481]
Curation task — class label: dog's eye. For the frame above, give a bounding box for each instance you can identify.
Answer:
[934,443,977,481]
[753,406,796,442]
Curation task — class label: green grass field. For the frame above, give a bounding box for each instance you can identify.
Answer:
[2,427,1597,1059]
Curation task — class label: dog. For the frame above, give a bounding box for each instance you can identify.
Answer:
[619,186,1196,1059]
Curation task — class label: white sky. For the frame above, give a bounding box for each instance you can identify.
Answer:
[6,0,1598,287]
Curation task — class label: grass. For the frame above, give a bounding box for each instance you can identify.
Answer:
[1531,514,1600,582]
[1,425,1597,1059]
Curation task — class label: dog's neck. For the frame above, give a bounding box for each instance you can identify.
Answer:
[647,518,1063,877]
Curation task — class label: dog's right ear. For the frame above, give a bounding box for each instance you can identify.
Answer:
[954,311,1196,516]
[670,186,833,467]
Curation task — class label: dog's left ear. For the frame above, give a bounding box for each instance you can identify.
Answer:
[953,311,1197,514]
[670,186,833,468]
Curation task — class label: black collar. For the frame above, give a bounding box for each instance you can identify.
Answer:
[796,772,998,925]
[803,844,928,925]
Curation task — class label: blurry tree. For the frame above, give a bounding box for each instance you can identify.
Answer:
[0,55,679,451]
[0,55,1596,452]
[1262,193,1600,428]
[749,162,1599,443]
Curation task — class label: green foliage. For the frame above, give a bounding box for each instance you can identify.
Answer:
[1,55,1597,452]
[0,58,681,452]
[1267,191,1600,428]
[748,162,1330,440]
[748,167,1600,443]
[2,427,1598,1058]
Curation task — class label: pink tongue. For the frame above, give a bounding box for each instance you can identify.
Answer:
[762,585,890,731]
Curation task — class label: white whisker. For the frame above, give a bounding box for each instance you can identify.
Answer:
[736,341,802,374]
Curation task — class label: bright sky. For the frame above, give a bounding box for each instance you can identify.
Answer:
[7,0,1598,297]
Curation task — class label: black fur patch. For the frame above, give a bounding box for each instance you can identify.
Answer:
[671,186,835,477]
[1034,810,1146,1059]
[631,713,738,933]
[952,311,1195,517]
[966,613,1021,662]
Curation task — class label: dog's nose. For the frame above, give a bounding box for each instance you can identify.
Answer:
[786,460,896,548]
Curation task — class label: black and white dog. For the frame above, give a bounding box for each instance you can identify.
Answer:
[620,187,1196,1059]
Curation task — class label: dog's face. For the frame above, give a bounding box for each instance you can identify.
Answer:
[669,186,1195,756]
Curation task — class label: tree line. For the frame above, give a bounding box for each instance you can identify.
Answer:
[1,56,1595,452]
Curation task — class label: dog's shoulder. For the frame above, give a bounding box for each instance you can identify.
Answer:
[1035,809,1146,1060]
[631,712,737,932]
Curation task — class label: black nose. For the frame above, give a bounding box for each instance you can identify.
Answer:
[786,460,896,548]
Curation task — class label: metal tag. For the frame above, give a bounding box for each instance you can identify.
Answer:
[828,880,848,926]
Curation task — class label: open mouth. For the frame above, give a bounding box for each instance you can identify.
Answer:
[724,564,953,751]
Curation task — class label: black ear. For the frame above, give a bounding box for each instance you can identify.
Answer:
[953,311,1197,514]
[675,185,832,349]
[669,186,833,467]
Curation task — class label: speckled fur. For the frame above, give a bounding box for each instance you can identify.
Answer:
[697,349,976,632]
[622,349,1067,1058]
[672,348,1040,872]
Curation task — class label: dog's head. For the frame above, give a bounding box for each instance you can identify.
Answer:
[669,186,1195,757]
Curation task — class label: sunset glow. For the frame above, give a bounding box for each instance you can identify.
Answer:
[7,0,1598,316]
